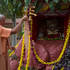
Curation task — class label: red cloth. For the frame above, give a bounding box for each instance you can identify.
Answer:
[28,40,64,69]
[0,25,11,70]
[10,40,64,70]
[31,40,64,69]
[47,34,60,38]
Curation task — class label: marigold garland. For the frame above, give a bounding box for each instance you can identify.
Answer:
[9,40,21,57]
[33,24,70,65]
[25,34,31,70]
[18,34,25,70]
[61,67,64,70]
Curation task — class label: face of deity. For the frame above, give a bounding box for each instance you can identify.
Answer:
[47,19,58,35]
[47,20,57,31]
[48,23,57,31]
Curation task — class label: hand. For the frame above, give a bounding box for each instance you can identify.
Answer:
[22,15,28,21]
[29,6,37,16]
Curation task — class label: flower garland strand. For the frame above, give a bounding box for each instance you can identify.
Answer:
[25,7,34,70]
[25,8,32,70]
[61,67,64,70]
[18,34,25,70]
[52,66,64,70]
[52,66,55,70]
[33,24,70,65]
[9,41,19,57]
[25,33,31,70]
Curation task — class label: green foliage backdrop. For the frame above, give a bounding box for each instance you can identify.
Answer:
[0,0,70,18]
[0,0,22,19]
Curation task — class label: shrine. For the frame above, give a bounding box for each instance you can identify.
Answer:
[6,0,70,70]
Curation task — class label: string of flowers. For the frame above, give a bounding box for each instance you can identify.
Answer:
[32,24,70,65]
[18,34,25,70]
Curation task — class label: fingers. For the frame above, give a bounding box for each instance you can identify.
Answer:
[29,12,37,16]
[29,10,35,12]
[29,6,35,12]
[29,6,37,16]
[29,7,35,13]
[23,15,29,21]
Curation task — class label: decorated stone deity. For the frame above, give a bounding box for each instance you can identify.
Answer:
[45,19,61,40]
[47,21,58,34]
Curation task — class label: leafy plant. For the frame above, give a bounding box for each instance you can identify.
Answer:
[0,0,22,19]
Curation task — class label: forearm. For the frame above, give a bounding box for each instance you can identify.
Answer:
[11,19,23,34]
[11,15,28,34]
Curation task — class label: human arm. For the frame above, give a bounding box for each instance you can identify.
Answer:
[11,15,28,34]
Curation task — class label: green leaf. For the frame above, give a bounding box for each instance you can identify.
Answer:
[11,54,18,60]
[49,1,55,11]
[68,0,70,2]
[45,0,48,3]
[21,66,25,70]
[53,0,59,3]
[63,0,68,3]
[24,0,31,7]
[35,4,43,13]
[31,0,38,6]
[8,49,11,54]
